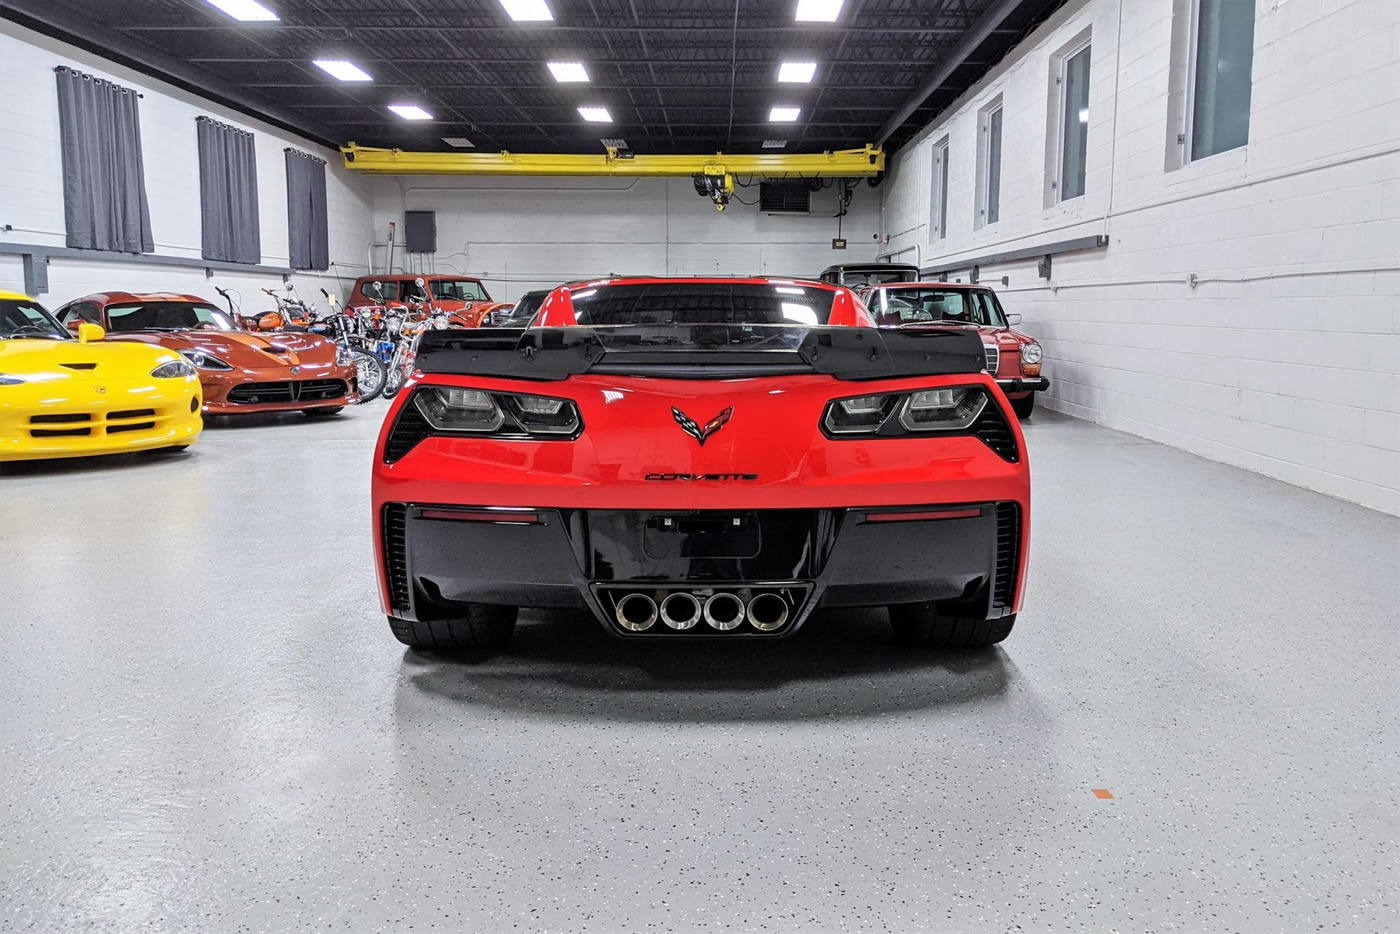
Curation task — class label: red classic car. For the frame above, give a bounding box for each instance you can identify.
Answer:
[54,292,358,416]
[344,274,505,328]
[857,282,1048,418]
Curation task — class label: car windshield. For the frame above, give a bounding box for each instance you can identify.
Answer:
[106,302,236,332]
[0,299,68,340]
[825,266,919,287]
[430,279,490,301]
[570,283,836,326]
[500,291,546,326]
[872,288,1008,328]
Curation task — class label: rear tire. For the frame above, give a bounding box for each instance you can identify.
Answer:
[303,407,343,417]
[889,604,1015,648]
[352,351,384,403]
[389,605,517,652]
[1011,394,1035,419]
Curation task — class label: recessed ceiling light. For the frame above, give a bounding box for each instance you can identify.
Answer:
[578,106,612,123]
[769,106,801,122]
[599,138,629,149]
[205,0,279,21]
[312,59,372,82]
[778,61,817,83]
[762,139,788,148]
[547,61,590,83]
[388,104,433,121]
[794,0,843,22]
[498,0,553,21]
[442,137,475,148]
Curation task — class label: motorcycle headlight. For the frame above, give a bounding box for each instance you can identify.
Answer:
[151,359,197,379]
[1021,341,1043,365]
[898,388,987,431]
[335,343,353,366]
[179,350,232,371]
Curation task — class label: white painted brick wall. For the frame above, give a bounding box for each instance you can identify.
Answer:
[880,0,1400,515]
[0,20,376,313]
[368,175,880,301]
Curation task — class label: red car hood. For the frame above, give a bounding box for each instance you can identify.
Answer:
[118,329,338,365]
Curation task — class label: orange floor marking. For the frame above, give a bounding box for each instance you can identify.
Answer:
[1091,788,1114,799]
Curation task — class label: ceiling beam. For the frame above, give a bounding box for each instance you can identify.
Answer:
[875,0,1026,147]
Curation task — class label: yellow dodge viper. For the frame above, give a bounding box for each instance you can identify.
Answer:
[1,290,203,461]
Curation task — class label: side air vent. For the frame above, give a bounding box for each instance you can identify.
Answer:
[381,503,411,613]
[383,395,433,463]
[993,502,1019,609]
[970,398,1019,462]
[759,181,811,214]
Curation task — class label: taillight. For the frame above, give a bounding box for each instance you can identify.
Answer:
[819,385,1019,462]
[413,386,581,437]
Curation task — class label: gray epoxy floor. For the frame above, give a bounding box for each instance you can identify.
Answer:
[1,404,1396,932]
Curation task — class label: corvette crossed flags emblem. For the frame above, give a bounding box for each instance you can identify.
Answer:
[671,406,733,446]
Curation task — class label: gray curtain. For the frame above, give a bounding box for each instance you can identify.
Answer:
[54,66,153,253]
[197,117,261,264]
[285,149,329,270]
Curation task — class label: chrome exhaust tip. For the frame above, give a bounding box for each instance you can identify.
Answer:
[660,592,702,630]
[746,593,790,632]
[615,593,658,632]
[702,592,746,631]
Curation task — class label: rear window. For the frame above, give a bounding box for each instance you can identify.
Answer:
[570,283,835,326]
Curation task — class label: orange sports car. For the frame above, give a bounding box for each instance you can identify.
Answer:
[54,292,358,416]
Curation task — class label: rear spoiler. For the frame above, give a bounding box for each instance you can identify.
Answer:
[414,325,986,382]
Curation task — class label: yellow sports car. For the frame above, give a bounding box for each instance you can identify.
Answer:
[1,290,203,461]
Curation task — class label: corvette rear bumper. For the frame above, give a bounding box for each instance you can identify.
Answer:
[379,503,1022,637]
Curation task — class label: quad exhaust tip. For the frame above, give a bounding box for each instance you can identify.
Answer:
[703,592,746,631]
[660,591,702,630]
[746,593,789,632]
[615,593,658,632]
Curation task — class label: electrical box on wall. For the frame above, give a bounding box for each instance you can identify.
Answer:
[404,211,437,254]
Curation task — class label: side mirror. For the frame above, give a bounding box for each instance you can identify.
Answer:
[414,276,426,288]
[76,322,105,343]
[1005,312,1022,326]
[370,280,384,298]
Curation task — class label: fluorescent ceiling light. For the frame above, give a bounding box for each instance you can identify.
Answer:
[769,106,801,122]
[762,139,788,148]
[206,0,279,21]
[778,61,817,83]
[388,104,433,120]
[599,138,628,149]
[498,0,553,21]
[547,61,590,82]
[578,106,612,123]
[442,137,475,147]
[794,0,843,22]
[313,59,371,82]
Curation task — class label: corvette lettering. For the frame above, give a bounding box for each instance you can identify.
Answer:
[645,472,759,482]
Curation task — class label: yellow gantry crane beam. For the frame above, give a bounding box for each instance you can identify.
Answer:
[339,142,885,178]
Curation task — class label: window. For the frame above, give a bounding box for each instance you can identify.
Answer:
[0,299,68,340]
[976,97,1004,228]
[429,279,490,301]
[285,149,329,270]
[1055,40,1091,202]
[867,287,1008,328]
[197,117,261,264]
[569,283,839,326]
[53,66,153,254]
[58,301,100,332]
[931,136,950,241]
[359,281,400,302]
[105,302,236,332]
[1187,0,1255,160]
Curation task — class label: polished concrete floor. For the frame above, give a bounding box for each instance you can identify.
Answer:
[1,403,1396,931]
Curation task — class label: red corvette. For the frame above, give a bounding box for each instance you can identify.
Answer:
[372,277,1030,652]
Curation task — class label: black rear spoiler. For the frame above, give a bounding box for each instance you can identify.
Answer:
[414,325,986,382]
